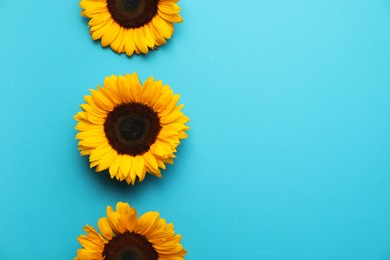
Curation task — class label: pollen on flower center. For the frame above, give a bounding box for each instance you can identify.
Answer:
[103,232,158,260]
[107,0,159,29]
[104,103,161,156]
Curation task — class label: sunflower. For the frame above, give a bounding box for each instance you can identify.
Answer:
[74,73,189,185]
[74,202,186,260]
[79,0,183,56]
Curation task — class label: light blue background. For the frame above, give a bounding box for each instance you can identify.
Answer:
[1,0,390,259]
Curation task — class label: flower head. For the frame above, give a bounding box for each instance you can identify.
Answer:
[80,0,183,56]
[74,202,186,260]
[75,73,189,185]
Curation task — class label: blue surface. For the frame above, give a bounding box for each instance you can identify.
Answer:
[1,0,390,259]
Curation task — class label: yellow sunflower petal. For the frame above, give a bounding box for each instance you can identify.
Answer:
[134,155,146,182]
[152,15,174,40]
[115,202,138,232]
[106,206,126,234]
[109,154,122,179]
[101,21,120,47]
[110,26,126,53]
[128,156,138,184]
[97,217,113,240]
[124,29,136,56]
[158,10,182,23]
[103,75,121,104]
[135,212,160,236]
[158,1,181,14]
[95,148,117,172]
[77,235,104,251]
[76,248,103,260]
[88,12,111,27]
[141,77,161,107]
[117,74,133,103]
[90,88,114,112]
[142,24,156,48]
[134,27,149,54]
[126,73,142,101]
[143,151,159,171]
[90,18,112,41]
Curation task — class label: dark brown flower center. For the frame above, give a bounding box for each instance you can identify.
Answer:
[104,103,161,156]
[107,0,159,29]
[103,232,158,260]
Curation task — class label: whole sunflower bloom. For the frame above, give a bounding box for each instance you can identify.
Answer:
[74,73,189,185]
[74,202,186,260]
[79,0,182,56]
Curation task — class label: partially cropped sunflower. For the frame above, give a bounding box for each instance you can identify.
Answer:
[74,73,189,185]
[74,202,186,260]
[80,0,182,56]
